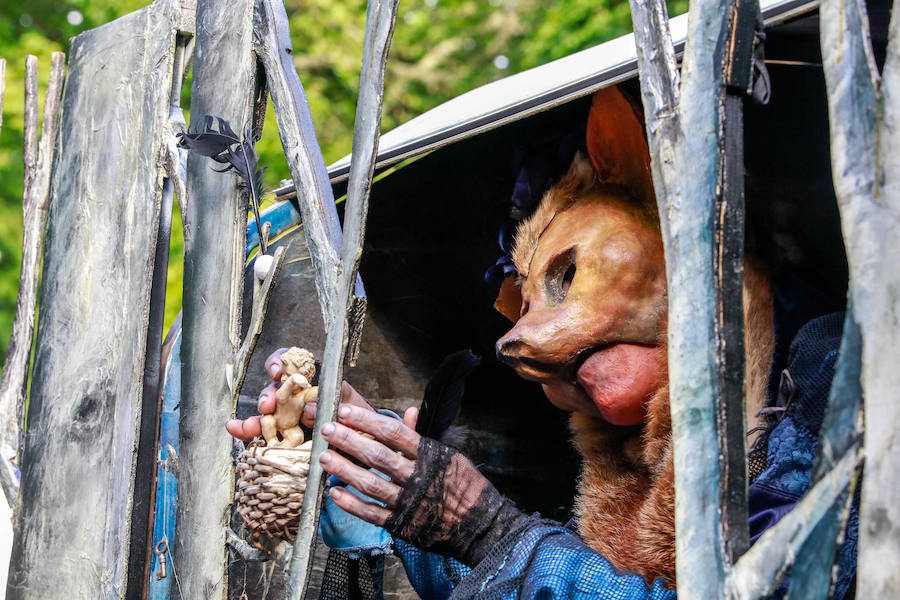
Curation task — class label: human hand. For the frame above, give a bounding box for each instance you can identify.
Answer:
[319,405,524,566]
[225,347,374,441]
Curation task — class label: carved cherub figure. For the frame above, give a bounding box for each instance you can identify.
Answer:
[260,347,317,448]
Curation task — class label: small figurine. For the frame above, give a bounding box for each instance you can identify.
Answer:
[260,347,317,448]
[235,346,317,548]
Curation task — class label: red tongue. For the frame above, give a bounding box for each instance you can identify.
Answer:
[575,343,663,425]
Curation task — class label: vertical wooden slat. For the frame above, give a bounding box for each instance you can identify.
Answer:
[0,53,64,505]
[630,0,735,595]
[6,1,181,597]
[174,0,258,597]
[820,0,900,596]
[724,441,862,599]
[253,0,342,329]
[284,0,399,597]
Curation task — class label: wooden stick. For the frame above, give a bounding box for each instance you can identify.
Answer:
[725,443,863,599]
[789,309,863,598]
[227,245,287,400]
[284,0,399,596]
[819,0,900,597]
[0,52,65,505]
[629,0,740,594]
[175,0,258,597]
[253,0,366,334]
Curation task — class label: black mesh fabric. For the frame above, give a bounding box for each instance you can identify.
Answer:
[384,437,528,567]
[749,312,844,483]
[781,312,844,431]
[318,549,385,600]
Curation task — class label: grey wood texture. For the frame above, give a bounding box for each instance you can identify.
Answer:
[253,0,366,336]
[285,0,399,596]
[5,1,180,597]
[0,53,64,505]
[820,0,900,597]
[174,0,258,598]
[629,0,736,595]
[724,442,863,598]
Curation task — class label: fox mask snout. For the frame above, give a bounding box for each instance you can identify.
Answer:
[494,121,669,426]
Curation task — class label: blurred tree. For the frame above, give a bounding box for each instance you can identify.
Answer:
[0,0,686,365]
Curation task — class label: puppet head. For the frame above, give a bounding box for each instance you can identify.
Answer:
[495,87,668,426]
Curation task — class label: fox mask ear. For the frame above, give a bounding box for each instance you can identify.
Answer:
[586,86,655,207]
[494,276,523,323]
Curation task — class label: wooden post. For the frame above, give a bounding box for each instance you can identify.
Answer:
[173,0,259,597]
[819,0,900,597]
[283,0,399,596]
[253,0,368,357]
[0,53,64,505]
[629,0,738,595]
[6,1,182,597]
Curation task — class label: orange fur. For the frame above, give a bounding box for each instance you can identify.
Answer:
[569,266,772,589]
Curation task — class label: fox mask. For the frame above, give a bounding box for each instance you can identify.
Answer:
[496,87,669,426]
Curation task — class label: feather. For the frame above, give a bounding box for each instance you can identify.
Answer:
[177,116,269,253]
[416,350,481,441]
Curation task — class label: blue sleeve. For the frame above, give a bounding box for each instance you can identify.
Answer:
[394,539,471,600]
[394,523,675,600]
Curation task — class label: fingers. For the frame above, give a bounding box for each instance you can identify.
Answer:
[319,449,401,511]
[225,416,262,441]
[257,383,278,415]
[336,405,420,459]
[264,348,289,382]
[403,406,419,430]
[300,381,374,428]
[326,485,391,528]
[322,422,414,484]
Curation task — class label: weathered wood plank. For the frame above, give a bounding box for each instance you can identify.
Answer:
[819,0,900,596]
[6,2,181,598]
[174,0,259,597]
[725,442,863,599]
[252,0,366,335]
[630,0,734,595]
[284,0,399,596]
[0,53,64,505]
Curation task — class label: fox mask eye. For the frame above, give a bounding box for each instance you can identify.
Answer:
[543,248,577,306]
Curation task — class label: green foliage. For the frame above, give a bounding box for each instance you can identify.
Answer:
[0,0,687,365]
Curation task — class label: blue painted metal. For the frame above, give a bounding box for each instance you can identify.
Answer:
[245,199,301,256]
[148,330,182,600]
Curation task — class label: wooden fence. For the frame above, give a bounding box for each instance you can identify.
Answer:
[0,0,896,598]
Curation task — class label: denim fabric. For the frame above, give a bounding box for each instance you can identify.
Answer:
[318,409,403,559]
[319,478,394,559]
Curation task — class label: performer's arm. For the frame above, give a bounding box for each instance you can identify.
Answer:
[322,404,676,599]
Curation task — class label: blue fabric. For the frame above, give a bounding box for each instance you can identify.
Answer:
[393,313,857,599]
[318,409,403,559]
[395,540,471,600]
[319,476,394,559]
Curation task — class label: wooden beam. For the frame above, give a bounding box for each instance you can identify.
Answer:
[629,0,737,595]
[253,0,366,336]
[6,1,181,597]
[789,310,863,598]
[820,0,900,596]
[725,443,863,599]
[173,0,259,597]
[0,52,64,505]
[284,0,399,596]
